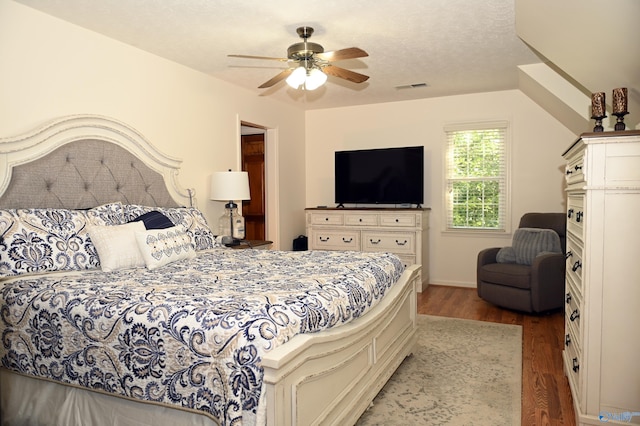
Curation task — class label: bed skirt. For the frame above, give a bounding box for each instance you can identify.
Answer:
[0,369,217,426]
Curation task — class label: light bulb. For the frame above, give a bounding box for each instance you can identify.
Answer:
[286,67,306,89]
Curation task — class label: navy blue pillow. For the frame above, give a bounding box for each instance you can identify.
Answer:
[129,210,175,230]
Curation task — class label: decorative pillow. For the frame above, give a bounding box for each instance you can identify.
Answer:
[0,208,100,276]
[496,246,516,264]
[512,227,562,265]
[84,202,126,226]
[124,205,215,251]
[135,227,196,270]
[129,210,175,230]
[88,222,146,272]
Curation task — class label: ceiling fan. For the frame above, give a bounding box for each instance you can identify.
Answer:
[228,26,369,91]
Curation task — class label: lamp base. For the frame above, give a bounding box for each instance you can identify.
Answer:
[218,202,246,240]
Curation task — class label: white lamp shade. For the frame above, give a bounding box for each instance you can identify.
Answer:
[305,68,327,90]
[286,66,306,89]
[286,66,327,90]
[210,171,251,201]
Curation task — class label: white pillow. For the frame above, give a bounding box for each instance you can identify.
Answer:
[88,221,146,272]
[135,227,196,270]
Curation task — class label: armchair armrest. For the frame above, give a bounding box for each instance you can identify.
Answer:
[530,252,566,312]
[477,247,501,298]
[478,247,501,267]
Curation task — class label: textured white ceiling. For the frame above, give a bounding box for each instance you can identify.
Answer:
[14,0,542,110]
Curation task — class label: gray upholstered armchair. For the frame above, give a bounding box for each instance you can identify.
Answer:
[477,213,567,313]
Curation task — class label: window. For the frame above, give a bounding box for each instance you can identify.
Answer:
[444,121,509,232]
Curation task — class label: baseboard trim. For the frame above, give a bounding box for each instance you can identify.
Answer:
[428,280,476,289]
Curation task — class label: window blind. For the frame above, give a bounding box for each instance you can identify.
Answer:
[444,121,508,231]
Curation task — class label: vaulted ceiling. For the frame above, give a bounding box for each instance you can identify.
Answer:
[13,0,542,110]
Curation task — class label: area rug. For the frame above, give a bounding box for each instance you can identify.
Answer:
[356,315,522,425]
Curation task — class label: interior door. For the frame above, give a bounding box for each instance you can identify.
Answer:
[241,134,265,240]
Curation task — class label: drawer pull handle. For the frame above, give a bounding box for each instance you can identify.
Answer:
[359,218,363,222]
[566,169,573,175]
[342,237,353,243]
[395,239,408,246]
[565,293,572,304]
[576,211,583,223]
[570,309,580,321]
[319,236,330,242]
[370,239,381,245]
[324,217,329,221]
[565,251,573,259]
[565,334,571,346]
[572,357,579,372]
[567,209,574,218]
[574,165,582,171]
[395,218,399,222]
[572,261,582,272]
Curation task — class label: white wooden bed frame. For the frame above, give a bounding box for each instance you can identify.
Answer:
[0,115,418,426]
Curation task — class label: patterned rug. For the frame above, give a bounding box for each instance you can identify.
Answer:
[356,315,522,425]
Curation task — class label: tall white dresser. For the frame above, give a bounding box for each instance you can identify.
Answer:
[562,130,640,425]
[305,208,429,292]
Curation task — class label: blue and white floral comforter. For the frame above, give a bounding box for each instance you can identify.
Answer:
[1,248,404,425]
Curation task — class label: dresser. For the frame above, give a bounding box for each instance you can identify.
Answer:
[562,130,640,425]
[305,208,429,292]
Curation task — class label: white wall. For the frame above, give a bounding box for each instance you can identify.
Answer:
[0,0,307,249]
[306,91,575,286]
[516,0,640,129]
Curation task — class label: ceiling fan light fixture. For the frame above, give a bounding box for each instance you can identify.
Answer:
[304,68,327,90]
[230,26,368,90]
[286,66,306,89]
[286,65,327,91]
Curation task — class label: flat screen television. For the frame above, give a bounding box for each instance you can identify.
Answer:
[334,146,424,206]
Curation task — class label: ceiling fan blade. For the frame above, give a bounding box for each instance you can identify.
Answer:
[316,47,368,62]
[228,54,289,62]
[258,69,293,88]
[322,65,369,83]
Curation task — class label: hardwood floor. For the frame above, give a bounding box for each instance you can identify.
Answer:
[418,285,576,426]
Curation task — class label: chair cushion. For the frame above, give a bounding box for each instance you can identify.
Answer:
[512,227,561,265]
[479,263,532,289]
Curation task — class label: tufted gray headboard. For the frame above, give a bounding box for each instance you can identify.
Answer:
[0,115,192,209]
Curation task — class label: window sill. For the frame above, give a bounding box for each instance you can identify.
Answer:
[442,228,512,238]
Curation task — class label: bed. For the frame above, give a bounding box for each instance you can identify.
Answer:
[0,115,419,426]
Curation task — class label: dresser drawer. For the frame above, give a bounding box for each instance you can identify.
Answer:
[396,254,416,268]
[361,231,415,254]
[566,194,585,239]
[565,234,583,289]
[564,308,582,356]
[309,212,344,226]
[379,213,417,227]
[309,229,359,251]
[565,276,582,336]
[344,213,378,226]
[564,317,581,357]
[565,151,585,185]
[563,340,581,398]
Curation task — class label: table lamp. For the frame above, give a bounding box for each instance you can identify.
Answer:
[210,170,251,244]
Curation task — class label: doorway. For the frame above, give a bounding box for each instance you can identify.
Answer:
[241,125,266,240]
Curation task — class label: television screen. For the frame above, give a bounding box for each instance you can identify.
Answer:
[335,146,424,205]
